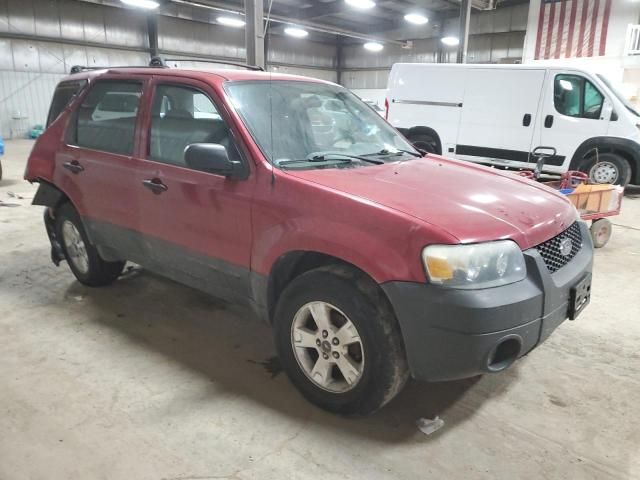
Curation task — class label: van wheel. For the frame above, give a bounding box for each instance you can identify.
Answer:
[578,153,631,186]
[409,134,439,154]
[55,203,125,287]
[273,265,409,416]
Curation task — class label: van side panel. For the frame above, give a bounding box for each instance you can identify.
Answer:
[387,65,464,153]
[455,68,546,167]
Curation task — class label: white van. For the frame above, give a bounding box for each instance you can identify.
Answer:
[386,63,640,185]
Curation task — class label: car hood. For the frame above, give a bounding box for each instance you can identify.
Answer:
[285,157,576,250]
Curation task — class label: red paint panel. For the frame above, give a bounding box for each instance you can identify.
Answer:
[599,0,612,56]
[566,0,578,58]
[534,2,547,60]
[555,1,567,59]
[577,0,589,57]
[544,2,556,59]
[588,0,600,57]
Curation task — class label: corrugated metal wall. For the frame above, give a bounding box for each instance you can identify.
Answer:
[0,0,337,137]
[341,3,528,89]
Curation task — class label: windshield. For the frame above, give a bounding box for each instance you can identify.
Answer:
[597,74,640,117]
[225,80,418,169]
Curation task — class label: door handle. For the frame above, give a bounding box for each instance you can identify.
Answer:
[544,115,554,128]
[522,114,532,127]
[142,178,168,194]
[63,160,84,174]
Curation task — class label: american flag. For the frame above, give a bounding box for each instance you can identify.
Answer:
[534,0,613,60]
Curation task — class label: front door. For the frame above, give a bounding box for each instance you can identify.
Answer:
[455,68,546,168]
[535,71,611,173]
[135,78,254,303]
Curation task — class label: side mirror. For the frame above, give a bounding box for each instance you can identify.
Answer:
[184,143,242,178]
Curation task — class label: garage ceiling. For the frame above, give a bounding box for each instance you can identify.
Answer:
[175,0,529,43]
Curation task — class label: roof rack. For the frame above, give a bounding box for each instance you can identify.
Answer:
[157,57,265,72]
[69,56,264,75]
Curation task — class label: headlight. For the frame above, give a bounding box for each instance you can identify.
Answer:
[422,240,526,289]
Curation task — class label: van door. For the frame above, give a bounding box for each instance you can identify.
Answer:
[535,71,611,173]
[455,68,546,168]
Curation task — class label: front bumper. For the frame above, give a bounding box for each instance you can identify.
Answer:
[383,222,594,382]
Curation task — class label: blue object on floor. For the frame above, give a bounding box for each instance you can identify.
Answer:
[560,188,574,195]
[0,135,4,156]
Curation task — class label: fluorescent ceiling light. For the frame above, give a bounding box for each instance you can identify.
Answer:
[120,0,159,9]
[364,42,384,52]
[346,0,376,9]
[404,13,429,25]
[217,15,246,28]
[441,36,460,46]
[284,27,309,38]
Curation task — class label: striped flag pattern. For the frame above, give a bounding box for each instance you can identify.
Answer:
[534,0,613,60]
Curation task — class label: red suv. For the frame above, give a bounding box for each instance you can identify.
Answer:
[25,65,593,415]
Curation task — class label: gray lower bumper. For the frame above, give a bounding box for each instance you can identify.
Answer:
[382,222,594,382]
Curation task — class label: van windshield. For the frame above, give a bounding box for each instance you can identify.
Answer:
[597,74,640,117]
[225,80,418,169]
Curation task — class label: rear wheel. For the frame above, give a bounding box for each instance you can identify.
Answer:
[578,152,631,186]
[273,265,409,416]
[55,203,125,286]
[409,133,439,154]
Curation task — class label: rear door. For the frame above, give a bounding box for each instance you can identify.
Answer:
[54,77,148,261]
[135,77,254,303]
[455,68,546,168]
[535,71,611,173]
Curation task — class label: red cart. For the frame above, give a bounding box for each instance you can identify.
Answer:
[521,147,624,248]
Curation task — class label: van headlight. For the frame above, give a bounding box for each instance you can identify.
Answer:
[422,241,526,289]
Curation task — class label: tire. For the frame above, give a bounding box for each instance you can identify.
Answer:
[273,265,409,416]
[578,152,631,186]
[590,218,612,248]
[409,133,439,154]
[55,203,125,286]
[0,160,3,181]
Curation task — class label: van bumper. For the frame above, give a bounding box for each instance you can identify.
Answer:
[382,222,594,382]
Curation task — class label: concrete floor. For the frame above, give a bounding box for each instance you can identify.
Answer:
[1,139,639,479]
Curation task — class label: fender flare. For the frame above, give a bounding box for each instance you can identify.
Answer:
[569,136,640,183]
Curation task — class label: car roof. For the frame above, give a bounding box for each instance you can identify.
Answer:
[63,67,334,86]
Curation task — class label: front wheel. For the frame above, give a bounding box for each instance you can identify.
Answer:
[273,266,409,416]
[55,203,125,286]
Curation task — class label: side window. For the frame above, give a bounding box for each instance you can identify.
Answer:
[554,75,604,120]
[46,80,87,127]
[149,84,239,168]
[71,81,142,155]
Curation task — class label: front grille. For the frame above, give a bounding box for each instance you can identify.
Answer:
[535,222,583,274]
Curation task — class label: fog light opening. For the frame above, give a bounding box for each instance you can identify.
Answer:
[488,338,521,372]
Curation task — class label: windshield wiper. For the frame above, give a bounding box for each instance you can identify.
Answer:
[362,148,422,158]
[277,153,384,167]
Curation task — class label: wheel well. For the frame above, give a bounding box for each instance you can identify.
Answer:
[266,251,385,323]
[407,126,442,155]
[33,179,73,213]
[574,146,638,182]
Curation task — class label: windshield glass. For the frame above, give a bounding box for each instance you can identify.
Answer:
[225,80,418,169]
[597,74,640,117]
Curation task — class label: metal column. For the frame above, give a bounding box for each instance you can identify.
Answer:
[457,0,471,64]
[336,36,344,85]
[245,0,265,69]
[147,15,159,60]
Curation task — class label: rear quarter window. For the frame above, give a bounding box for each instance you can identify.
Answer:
[66,81,143,156]
[46,80,87,127]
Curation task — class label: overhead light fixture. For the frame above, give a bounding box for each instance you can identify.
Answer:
[364,42,384,52]
[120,0,159,9]
[346,0,376,9]
[404,13,429,25]
[217,15,246,28]
[441,36,460,46]
[284,27,309,38]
